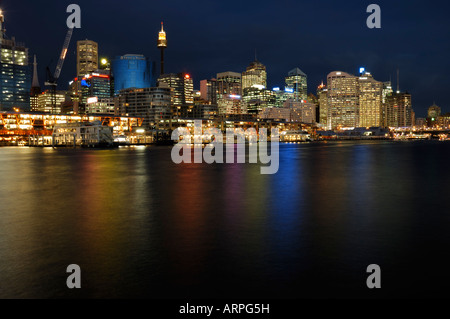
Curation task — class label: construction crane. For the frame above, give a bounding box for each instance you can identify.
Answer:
[45,26,74,114]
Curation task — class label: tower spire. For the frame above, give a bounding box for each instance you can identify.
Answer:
[396,68,400,93]
[157,21,167,76]
[32,55,40,88]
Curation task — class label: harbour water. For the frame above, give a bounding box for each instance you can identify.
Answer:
[1,140,450,298]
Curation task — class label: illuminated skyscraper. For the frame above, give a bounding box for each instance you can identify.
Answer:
[112,54,155,95]
[157,22,167,75]
[326,71,359,130]
[0,11,31,110]
[77,40,98,78]
[385,92,413,127]
[285,68,307,101]
[216,71,241,98]
[242,60,266,92]
[358,72,383,127]
[158,72,193,117]
[317,81,328,125]
[200,78,217,104]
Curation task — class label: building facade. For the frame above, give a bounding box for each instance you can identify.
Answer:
[0,12,31,111]
[112,54,155,95]
[77,40,98,78]
[385,92,413,127]
[285,68,307,101]
[242,60,267,92]
[326,71,359,130]
[157,73,193,117]
[358,72,383,127]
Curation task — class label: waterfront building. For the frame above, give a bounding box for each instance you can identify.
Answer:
[85,97,115,114]
[115,86,172,129]
[242,60,267,92]
[35,90,67,113]
[112,54,155,95]
[284,99,317,124]
[384,92,413,127]
[0,11,31,111]
[326,71,359,130]
[358,72,383,127]
[285,68,307,101]
[77,40,98,78]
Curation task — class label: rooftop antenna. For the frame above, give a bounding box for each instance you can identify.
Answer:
[396,68,400,93]
[255,48,257,62]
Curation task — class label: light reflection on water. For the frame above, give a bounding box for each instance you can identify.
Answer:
[0,141,450,298]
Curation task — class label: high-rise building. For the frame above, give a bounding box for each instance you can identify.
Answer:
[285,68,307,101]
[30,55,41,111]
[157,22,167,75]
[317,81,328,125]
[427,103,441,119]
[242,87,276,113]
[0,11,31,111]
[116,86,172,129]
[77,40,98,78]
[242,60,267,92]
[79,71,111,104]
[358,72,383,127]
[112,54,155,95]
[158,72,193,117]
[199,78,217,104]
[385,92,413,127]
[216,71,242,98]
[326,71,359,130]
[35,90,67,113]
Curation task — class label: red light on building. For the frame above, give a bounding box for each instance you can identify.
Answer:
[185,74,190,79]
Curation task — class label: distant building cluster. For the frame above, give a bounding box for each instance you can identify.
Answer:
[1,10,445,132]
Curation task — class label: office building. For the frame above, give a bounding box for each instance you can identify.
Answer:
[358,72,383,127]
[285,68,307,101]
[116,86,172,129]
[385,92,413,127]
[158,72,193,117]
[77,40,98,78]
[242,60,267,92]
[216,71,241,98]
[80,71,111,103]
[112,54,155,95]
[317,81,328,125]
[35,90,67,113]
[199,78,217,104]
[0,11,31,111]
[326,71,359,130]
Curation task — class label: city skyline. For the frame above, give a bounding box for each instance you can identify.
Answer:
[1,0,449,117]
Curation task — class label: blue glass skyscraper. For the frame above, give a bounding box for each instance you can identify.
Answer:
[112,54,155,95]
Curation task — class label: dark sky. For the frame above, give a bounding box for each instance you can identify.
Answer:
[2,0,450,117]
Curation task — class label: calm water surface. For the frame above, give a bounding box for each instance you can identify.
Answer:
[1,141,450,298]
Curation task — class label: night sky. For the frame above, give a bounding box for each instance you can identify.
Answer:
[2,0,450,117]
